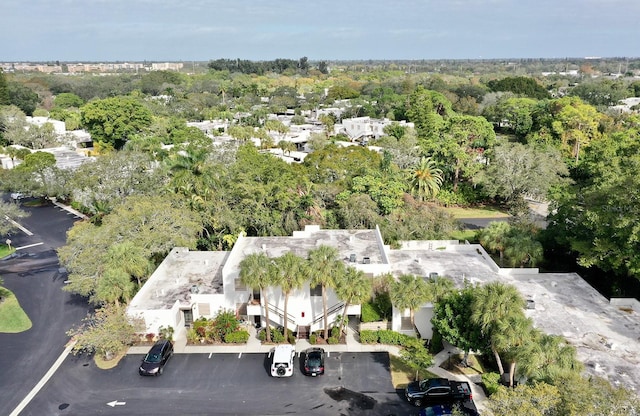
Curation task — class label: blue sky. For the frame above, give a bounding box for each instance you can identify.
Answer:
[2,0,639,61]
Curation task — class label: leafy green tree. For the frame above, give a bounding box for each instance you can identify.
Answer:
[476,142,568,218]
[488,382,561,416]
[406,86,453,144]
[487,76,550,100]
[15,151,57,196]
[407,157,443,201]
[80,96,152,148]
[272,252,305,338]
[334,266,372,336]
[431,285,486,366]
[0,70,10,105]
[53,92,84,109]
[439,114,496,192]
[390,274,430,330]
[471,282,525,377]
[339,174,405,215]
[306,246,344,340]
[549,96,602,164]
[7,81,40,116]
[0,201,30,236]
[239,253,275,342]
[67,305,140,360]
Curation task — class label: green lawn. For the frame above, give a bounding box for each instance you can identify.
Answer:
[0,244,15,258]
[390,355,438,389]
[443,206,510,219]
[0,288,32,333]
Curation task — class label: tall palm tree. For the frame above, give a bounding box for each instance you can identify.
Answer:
[334,267,372,337]
[272,252,305,339]
[95,268,135,307]
[493,314,535,387]
[306,245,345,340]
[471,281,525,376]
[426,276,455,303]
[504,234,544,268]
[239,252,274,342]
[390,274,430,330]
[518,332,583,384]
[476,221,511,266]
[407,157,443,201]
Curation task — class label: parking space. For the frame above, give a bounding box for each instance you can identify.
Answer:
[20,352,413,416]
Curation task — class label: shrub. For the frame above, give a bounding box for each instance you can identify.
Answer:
[482,372,501,395]
[212,309,239,340]
[371,292,392,320]
[378,330,404,345]
[224,330,249,344]
[309,334,317,344]
[331,326,341,338]
[327,336,339,344]
[186,328,199,344]
[359,330,378,344]
[429,329,444,354]
[400,337,433,371]
[361,302,382,323]
[158,325,174,341]
[288,334,296,344]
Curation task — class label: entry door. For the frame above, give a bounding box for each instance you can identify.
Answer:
[183,309,193,327]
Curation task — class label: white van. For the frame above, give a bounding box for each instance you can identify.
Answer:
[270,344,295,377]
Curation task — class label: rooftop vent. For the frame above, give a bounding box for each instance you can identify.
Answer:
[363,257,370,264]
[190,285,199,294]
[349,253,356,263]
[526,299,536,310]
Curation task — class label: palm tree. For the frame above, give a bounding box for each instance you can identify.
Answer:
[277,140,296,156]
[334,266,372,338]
[408,157,443,201]
[471,281,525,377]
[426,276,454,303]
[476,221,511,266]
[239,252,274,342]
[504,234,544,268]
[493,314,535,387]
[390,274,430,331]
[306,245,345,340]
[518,332,583,384]
[95,268,135,307]
[105,241,151,286]
[272,252,305,339]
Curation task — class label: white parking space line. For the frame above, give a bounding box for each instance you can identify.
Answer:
[16,242,44,251]
[5,216,33,236]
[208,353,212,359]
[238,352,242,358]
[9,341,76,416]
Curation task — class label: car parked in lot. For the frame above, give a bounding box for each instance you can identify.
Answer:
[302,347,325,376]
[270,344,295,377]
[139,339,173,376]
[405,377,472,407]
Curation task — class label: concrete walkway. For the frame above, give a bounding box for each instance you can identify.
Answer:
[127,326,489,413]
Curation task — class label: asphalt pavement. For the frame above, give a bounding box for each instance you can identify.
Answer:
[0,199,90,416]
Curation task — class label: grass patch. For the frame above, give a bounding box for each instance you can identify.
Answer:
[94,350,127,370]
[448,229,477,242]
[440,353,487,376]
[444,206,510,219]
[0,288,32,333]
[0,244,16,258]
[390,355,438,389]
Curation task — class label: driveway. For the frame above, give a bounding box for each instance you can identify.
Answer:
[0,199,90,416]
[20,352,413,416]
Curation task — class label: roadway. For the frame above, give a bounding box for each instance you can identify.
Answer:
[19,351,413,416]
[0,198,90,416]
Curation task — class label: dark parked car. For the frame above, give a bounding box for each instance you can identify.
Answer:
[302,347,325,376]
[139,339,173,376]
[405,378,472,407]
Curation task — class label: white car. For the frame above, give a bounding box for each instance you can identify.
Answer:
[270,344,295,377]
[10,192,24,201]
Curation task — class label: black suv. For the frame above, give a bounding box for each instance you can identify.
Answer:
[139,339,173,376]
[302,347,325,376]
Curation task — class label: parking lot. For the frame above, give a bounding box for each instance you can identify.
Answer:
[20,351,415,416]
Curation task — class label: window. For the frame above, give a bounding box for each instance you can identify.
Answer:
[310,284,322,297]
